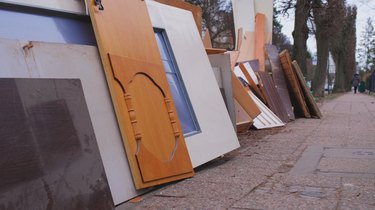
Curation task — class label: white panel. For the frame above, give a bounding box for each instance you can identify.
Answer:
[208,54,236,130]
[147,0,240,167]
[249,91,285,129]
[232,0,255,48]
[0,38,140,204]
[243,62,259,84]
[0,0,86,14]
[254,0,273,34]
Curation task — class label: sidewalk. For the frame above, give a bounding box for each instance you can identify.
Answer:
[119,93,375,210]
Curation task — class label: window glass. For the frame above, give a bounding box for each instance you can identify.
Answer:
[154,30,199,136]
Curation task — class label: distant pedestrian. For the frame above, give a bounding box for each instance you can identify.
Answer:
[351,73,361,94]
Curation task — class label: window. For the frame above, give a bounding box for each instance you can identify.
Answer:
[154,30,200,136]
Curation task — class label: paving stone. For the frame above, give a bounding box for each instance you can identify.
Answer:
[317,157,375,174]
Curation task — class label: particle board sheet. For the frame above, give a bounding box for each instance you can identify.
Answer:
[249,91,285,129]
[88,0,194,189]
[234,99,253,133]
[0,78,113,209]
[1,0,86,14]
[292,61,322,118]
[254,13,266,71]
[238,62,266,103]
[231,71,261,120]
[0,38,143,204]
[266,44,295,121]
[208,54,236,129]
[147,1,240,167]
[249,59,261,72]
[155,0,202,33]
[232,0,255,49]
[237,31,255,62]
[279,50,311,118]
[257,71,290,123]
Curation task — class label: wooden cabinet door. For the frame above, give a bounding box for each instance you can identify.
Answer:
[88,0,194,189]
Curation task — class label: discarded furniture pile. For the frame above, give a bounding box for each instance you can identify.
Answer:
[0,0,321,208]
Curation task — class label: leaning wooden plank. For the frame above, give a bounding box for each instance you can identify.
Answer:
[202,29,213,48]
[231,71,261,120]
[249,91,285,129]
[254,13,266,71]
[238,63,266,103]
[266,44,295,121]
[257,71,290,123]
[234,99,253,133]
[88,0,193,189]
[237,31,255,62]
[279,50,311,118]
[292,61,322,118]
[155,0,202,34]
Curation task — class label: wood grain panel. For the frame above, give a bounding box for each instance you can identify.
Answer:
[292,61,322,118]
[279,50,310,118]
[254,13,266,71]
[265,44,295,121]
[88,0,193,189]
[257,71,290,122]
[231,71,261,120]
[155,0,202,33]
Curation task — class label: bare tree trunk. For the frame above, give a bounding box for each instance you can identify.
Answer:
[312,29,329,97]
[292,0,311,76]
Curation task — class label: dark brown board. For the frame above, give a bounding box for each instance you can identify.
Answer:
[257,71,290,123]
[265,44,295,121]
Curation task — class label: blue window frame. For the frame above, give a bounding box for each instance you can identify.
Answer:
[154,29,200,136]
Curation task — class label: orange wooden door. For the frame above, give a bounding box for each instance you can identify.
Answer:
[88,0,194,189]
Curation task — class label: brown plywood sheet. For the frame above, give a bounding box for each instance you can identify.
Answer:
[292,61,322,118]
[265,44,295,121]
[231,71,261,120]
[257,71,290,122]
[88,0,193,189]
[254,13,266,71]
[155,0,202,33]
[236,27,243,50]
[227,51,240,70]
[0,78,113,209]
[279,50,310,118]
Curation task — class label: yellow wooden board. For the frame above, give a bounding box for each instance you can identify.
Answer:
[88,0,194,189]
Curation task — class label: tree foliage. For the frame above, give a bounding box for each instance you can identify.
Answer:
[357,18,375,72]
[185,0,235,49]
[272,7,293,52]
[331,5,357,92]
